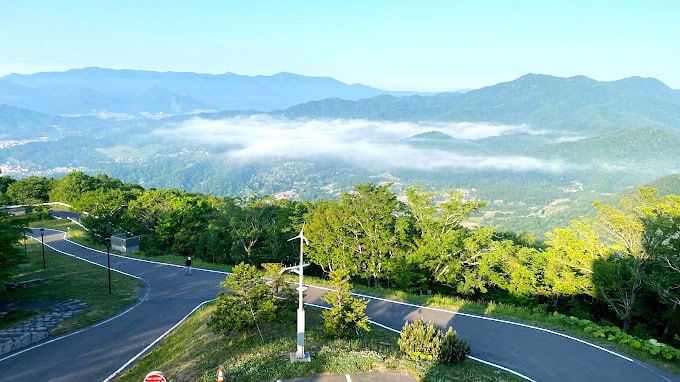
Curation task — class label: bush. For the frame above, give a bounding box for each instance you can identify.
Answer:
[440,327,471,364]
[321,269,370,338]
[398,320,443,361]
[551,312,680,361]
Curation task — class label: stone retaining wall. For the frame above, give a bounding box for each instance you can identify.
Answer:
[0,299,87,356]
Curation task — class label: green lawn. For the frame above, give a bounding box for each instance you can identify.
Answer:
[25,217,680,375]
[0,237,143,335]
[115,304,524,382]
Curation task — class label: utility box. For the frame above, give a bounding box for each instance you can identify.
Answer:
[110,233,140,253]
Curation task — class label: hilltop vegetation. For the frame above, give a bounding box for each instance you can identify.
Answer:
[2,72,680,236]
[3,171,680,354]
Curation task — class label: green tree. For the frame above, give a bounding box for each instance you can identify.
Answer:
[544,191,656,332]
[403,187,502,294]
[305,183,408,286]
[302,199,353,273]
[543,220,606,298]
[49,171,97,205]
[321,268,370,338]
[590,198,650,332]
[0,212,27,282]
[262,262,297,312]
[0,176,16,205]
[124,189,215,256]
[636,191,680,306]
[6,176,52,204]
[228,197,304,265]
[75,188,140,242]
[208,263,278,336]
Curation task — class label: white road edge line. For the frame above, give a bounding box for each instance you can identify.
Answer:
[304,303,535,382]
[312,285,634,363]
[469,356,537,382]
[0,233,152,364]
[102,299,215,382]
[19,228,632,381]
[59,230,225,274]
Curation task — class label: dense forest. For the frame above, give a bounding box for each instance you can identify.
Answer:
[4,73,680,240]
[2,171,680,344]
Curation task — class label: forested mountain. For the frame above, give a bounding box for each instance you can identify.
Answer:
[0,67,429,114]
[2,72,680,236]
[282,74,680,134]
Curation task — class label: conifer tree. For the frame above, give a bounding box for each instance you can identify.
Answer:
[321,268,370,337]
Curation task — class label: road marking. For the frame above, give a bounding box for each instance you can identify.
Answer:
[337,288,635,363]
[345,374,352,382]
[20,228,634,382]
[0,276,150,364]
[39,229,228,275]
[305,302,534,381]
[469,356,537,382]
[102,299,214,382]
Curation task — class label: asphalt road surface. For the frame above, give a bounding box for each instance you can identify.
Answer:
[1,229,678,382]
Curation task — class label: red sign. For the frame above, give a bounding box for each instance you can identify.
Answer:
[143,371,167,382]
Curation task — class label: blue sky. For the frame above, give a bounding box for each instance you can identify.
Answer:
[1,1,678,91]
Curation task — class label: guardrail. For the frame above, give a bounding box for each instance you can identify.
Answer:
[0,202,73,210]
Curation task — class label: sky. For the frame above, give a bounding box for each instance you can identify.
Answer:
[1,0,679,91]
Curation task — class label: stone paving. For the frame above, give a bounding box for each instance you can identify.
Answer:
[0,299,87,356]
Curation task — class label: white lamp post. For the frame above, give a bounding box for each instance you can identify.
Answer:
[287,225,311,362]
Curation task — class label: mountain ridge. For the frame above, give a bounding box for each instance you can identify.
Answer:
[0,67,436,114]
[2,70,680,236]
[280,74,680,136]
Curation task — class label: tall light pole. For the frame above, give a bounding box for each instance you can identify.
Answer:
[104,238,111,294]
[40,228,45,269]
[288,225,310,362]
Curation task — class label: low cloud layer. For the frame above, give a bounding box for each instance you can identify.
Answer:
[153,115,574,172]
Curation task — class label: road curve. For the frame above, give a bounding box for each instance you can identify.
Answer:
[1,229,678,382]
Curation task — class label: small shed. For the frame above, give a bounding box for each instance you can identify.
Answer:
[110,233,140,253]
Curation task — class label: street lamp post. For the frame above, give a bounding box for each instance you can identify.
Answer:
[104,238,111,294]
[288,225,310,362]
[40,228,45,269]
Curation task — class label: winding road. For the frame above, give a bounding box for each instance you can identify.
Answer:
[1,228,678,382]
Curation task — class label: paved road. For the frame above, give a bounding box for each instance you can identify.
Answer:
[1,229,678,382]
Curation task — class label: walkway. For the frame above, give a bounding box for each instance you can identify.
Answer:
[0,229,678,382]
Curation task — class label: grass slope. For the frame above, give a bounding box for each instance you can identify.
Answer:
[27,218,680,375]
[0,238,143,335]
[115,304,523,382]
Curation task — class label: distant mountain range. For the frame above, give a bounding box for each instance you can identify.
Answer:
[1,70,680,236]
[280,74,680,134]
[0,67,432,114]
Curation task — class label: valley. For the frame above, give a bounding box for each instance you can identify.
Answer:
[2,70,680,237]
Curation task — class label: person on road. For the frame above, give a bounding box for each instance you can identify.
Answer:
[185,256,192,276]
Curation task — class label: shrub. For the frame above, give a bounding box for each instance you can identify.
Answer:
[398,320,443,361]
[551,312,680,361]
[321,269,370,338]
[439,327,471,364]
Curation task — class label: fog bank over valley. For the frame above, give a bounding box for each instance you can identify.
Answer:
[153,115,576,172]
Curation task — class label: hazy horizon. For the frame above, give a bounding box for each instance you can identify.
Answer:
[2,1,678,92]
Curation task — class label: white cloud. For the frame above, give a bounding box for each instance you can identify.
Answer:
[152,115,575,172]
